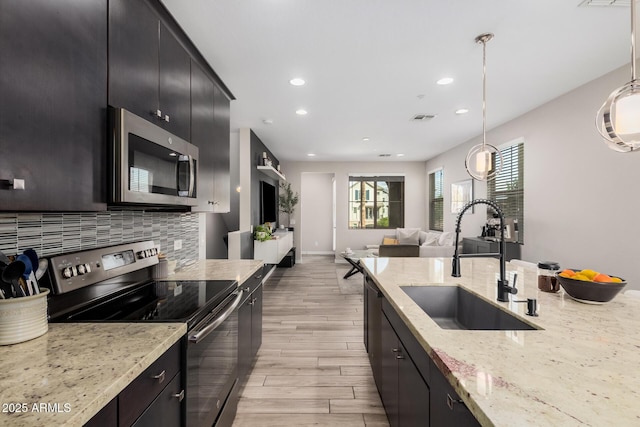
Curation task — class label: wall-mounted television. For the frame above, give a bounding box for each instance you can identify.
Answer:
[260,180,278,224]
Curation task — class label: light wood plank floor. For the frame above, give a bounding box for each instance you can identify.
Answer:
[232,255,390,427]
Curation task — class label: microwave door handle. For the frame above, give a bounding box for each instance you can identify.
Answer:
[188,290,243,344]
[188,155,195,197]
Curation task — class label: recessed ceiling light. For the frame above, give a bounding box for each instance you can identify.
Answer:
[307,153,316,157]
[289,78,305,86]
[455,109,469,115]
[437,77,454,85]
[296,109,308,115]
[396,154,405,157]
[263,118,274,124]
[362,137,370,142]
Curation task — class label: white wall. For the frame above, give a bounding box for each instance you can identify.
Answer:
[279,161,427,260]
[426,62,639,289]
[300,173,334,254]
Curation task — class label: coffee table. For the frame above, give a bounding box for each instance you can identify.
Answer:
[340,249,377,279]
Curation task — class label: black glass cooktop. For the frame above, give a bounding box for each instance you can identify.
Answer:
[49,279,238,328]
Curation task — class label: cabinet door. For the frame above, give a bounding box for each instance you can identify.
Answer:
[429,358,479,427]
[398,343,430,427]
[158,23,191,140]
[190,60,216,212]
[109,0,159,121]
[380,313,399,427]
[0,0,107,211]
[84,398,117,427]
[251,285,263,358]
[365,278,382,387]
[238,295,252,381]
[212,84,231,212]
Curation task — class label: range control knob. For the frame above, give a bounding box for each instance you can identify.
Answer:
[77,264,86,275]
[62,267,73,279]
[84,263,91,273]
[137,251,147,259]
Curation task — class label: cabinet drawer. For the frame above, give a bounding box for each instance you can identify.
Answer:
[131,372,183,427]
[119,341,181,426]
[241,267,264,296]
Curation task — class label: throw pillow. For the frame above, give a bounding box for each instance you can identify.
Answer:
[421,232,440,246]
[438,231,455,247]
[382,237,399,245]
[397,228,420,245]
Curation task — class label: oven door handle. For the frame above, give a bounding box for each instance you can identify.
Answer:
[188,289,243,344]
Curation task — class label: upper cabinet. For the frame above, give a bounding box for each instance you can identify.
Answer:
[0,0,108,211]
[109,0,191,141]
[191,60,231,213]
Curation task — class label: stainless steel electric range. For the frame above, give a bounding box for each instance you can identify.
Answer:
[44,241,242,427]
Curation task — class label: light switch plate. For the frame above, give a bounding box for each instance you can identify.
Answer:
[174,239,182,250]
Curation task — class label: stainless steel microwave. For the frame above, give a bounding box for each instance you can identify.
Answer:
[111,108,198,207]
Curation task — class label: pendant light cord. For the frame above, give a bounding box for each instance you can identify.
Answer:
[632,0,637,81]
[482,38,487,150]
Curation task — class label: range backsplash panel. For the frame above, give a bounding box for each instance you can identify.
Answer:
[0,211,199,261]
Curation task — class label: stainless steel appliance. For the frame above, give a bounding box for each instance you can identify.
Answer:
[45,241,240,427]
[111,107,199,207]
[484,217,518,243]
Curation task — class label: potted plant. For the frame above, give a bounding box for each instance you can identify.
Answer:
[278,182,299,228]
[254,224,272,242]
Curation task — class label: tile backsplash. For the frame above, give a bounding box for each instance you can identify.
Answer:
[0,211,199,261]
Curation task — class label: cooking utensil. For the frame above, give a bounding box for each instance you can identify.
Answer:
[2,260,26,297]
[0,250,11,267]
[23,249,39,274]
[34,259,48,285]
[25,272,38,296]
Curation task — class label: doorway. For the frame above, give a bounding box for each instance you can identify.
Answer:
[300,172,336,260]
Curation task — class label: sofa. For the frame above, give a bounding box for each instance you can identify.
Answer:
[367,228,458,258]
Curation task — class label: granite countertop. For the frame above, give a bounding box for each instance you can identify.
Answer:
[161,259,264,284]
[362,257,640,427]
[0,322,186,427]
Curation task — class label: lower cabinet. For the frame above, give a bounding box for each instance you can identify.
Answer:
[365,275,479,427]
[238,268,264,384]
[84,341,183,427]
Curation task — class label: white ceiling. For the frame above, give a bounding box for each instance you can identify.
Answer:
[161,0,633,162]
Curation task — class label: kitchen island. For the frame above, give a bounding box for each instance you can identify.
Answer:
[0,322,185,426]
[362,257,640,426]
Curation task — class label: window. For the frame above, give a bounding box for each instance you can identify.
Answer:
[429,169,444,231]
[488,141,524,242]
[348,176,404,229]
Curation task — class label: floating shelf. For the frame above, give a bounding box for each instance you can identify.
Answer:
[257,165,286,181]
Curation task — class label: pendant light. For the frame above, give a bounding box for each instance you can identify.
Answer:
[596,0,640,152]
[465,33,503,181]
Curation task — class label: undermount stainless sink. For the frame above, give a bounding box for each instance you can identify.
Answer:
[401,286,540,331]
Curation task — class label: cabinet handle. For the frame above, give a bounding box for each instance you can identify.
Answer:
[447,393,464,410]
[155,109,162,118]
[208,200,219,205]
[254,274,263,280]
[152,370,166,384]
[173,390,185,402]
[396,355,405,360]
[244,287,251,292]
[164,114,170,123]
[392,348,399,353]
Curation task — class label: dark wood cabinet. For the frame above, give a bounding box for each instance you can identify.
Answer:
[130,374,183,427]
[462,237,521,261]
[238,269,264,383]
[0,0,107,211]
[85,398,117,427]
[109,0,191,141]
[366,276,479,427]
[211,84,231,212]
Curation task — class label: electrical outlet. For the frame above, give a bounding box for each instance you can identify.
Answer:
[174,239,182,250]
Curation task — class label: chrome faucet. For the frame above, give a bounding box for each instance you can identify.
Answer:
[451,199,517,302]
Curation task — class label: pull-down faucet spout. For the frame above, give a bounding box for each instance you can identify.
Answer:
[451,199,517,302]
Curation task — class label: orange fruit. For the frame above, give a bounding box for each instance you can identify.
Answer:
[560,269,576,277]
[593,273,613,283]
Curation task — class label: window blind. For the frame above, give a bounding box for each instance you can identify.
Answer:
[488,142,524,242]
[429,169,443,231]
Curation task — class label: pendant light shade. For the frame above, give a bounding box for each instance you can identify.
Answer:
[596,0,640,152]
[466,33,503,181]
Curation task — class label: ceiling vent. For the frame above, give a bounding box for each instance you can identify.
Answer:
[578,0,630,7]
[378,153,392,157]
[411,114,436,121]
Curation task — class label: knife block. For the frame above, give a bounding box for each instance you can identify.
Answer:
[0,288,49,345]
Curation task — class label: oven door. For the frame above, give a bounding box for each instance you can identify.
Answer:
[112,107,198,206]
[186,289,243,427]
